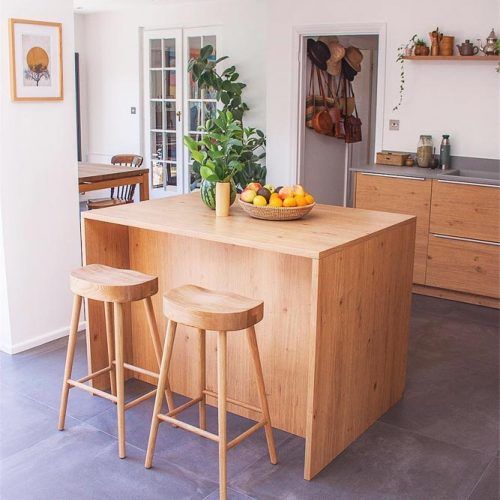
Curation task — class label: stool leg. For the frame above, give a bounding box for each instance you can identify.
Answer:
[104,302,116,397]
[246,326,278,465]
[114,302,126,459]
[198,329,206,430]
[145,319,177,469]
[217,331,228,500]
[58,294,83,430]
[143,297,175,412]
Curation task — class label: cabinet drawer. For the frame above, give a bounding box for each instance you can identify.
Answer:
[426,234,500,298]
[355,172,431,284]
[430,180,500,242]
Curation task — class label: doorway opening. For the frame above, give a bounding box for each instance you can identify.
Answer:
[292,25,386,207]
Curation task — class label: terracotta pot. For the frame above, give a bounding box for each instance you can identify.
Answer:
[440,36,455,56]
[414,45,429,56]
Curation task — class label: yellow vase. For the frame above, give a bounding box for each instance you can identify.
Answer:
[215,182,230,217]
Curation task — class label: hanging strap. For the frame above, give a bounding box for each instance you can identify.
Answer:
[316,68,328,110]
[348,80,359,119]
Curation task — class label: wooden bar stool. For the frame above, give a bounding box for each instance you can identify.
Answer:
[58,264,175,458]
[144,284,278,500]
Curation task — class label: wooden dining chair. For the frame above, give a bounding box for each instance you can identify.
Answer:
[87,154,144,210]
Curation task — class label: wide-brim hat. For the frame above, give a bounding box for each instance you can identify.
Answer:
[307,38,330,71]
[318,35,339,45]
[326,42,345,76]
[344,46,363,72]
[341,58,357,81]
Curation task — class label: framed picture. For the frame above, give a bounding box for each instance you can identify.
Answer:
[9,19,63,101]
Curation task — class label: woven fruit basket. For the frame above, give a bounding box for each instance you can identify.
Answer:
[238,197,315,221]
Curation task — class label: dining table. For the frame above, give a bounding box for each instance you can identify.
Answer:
[78,162,150,201]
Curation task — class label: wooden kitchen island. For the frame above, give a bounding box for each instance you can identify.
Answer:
[81,193,416,479]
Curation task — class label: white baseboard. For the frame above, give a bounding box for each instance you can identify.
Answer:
[1,321,87,355]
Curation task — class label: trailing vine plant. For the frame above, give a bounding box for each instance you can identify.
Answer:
[393,34,417,111]
[186,45,266,190]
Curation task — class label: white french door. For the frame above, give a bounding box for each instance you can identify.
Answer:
[143,27,219,198]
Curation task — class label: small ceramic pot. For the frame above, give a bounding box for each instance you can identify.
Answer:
[215,182,231,217]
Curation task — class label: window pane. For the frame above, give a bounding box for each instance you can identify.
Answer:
[164,70,176,99]
[164,38,176,68]
[164,101,176,130]
[165,162,177,186]
[150,70,162,99]
[150,39,162,68]
[152,160,164,189]
[150,101,162,130]
[203,35,216,60]
[189,101,202,131]
[165,132,177,161]
[204,101,217,121]
[188,37,202,99]
[151,132,163,161]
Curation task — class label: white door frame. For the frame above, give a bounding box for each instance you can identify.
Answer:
[290,23,387,185]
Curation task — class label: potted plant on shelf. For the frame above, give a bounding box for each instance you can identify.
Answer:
[184,110,263,216]
[414,38,430,56]
[186,45,266,191]
[394,34,417,111]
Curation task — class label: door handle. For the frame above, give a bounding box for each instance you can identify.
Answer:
[176,110,181,122]
[361,172,426,181]
[437,179,499,188]
[432,233,500,247]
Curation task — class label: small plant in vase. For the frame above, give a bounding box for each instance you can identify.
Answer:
[184,110,262,216]
[414,39,430,56]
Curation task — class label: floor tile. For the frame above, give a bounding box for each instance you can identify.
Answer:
[203,487,256,499]
[469,457,499,500]
[0,424,217,500]
[230,422,493,500]
[86,391,291,484]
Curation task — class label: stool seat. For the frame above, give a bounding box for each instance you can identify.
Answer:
[163,285,263,331]
[70,264,158,303]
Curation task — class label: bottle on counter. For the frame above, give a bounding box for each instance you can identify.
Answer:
[440,135,451,170]
[416,135,433,168]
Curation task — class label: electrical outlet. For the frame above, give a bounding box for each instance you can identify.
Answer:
[389,119,399,131]
[130,107,136,115]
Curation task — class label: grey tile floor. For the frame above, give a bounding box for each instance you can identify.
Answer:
[0,295,498,499]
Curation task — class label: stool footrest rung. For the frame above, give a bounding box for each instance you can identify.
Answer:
[124,389,157,410]
[113,361,159,379]
[166,396,202,418]
[76,365,113,384]
[67,379,118,402]
[227,420,266,450]
[158,413,220,442]
[203,390,262,414]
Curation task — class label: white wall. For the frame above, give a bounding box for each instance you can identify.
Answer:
[0,0,82,353]
[75,0,267,164]
[265,0,500,185]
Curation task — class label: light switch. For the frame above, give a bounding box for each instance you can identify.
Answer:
[130,107,136,115]
[389,119,399,131]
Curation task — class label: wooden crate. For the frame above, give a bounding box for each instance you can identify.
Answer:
[376,151,409,166]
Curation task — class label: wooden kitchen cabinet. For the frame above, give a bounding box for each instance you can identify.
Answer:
[355,172,431,284]
[426,234,499,298]
[430,180,500,242]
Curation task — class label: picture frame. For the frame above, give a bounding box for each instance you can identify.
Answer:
[9,19,63,101]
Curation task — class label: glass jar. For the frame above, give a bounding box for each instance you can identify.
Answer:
[416,135,433,168]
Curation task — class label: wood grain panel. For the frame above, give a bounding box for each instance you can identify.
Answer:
[430,180,500,243]
[304,220,415,479]
[128,228,313,437]
[355,172,431,284]
[426,234,500,298]
[82,219,133,388]
[413,285,500,309]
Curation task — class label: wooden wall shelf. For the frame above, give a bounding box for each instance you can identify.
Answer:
[403,55,500,61]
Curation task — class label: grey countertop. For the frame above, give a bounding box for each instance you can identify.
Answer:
[351,164,500,186]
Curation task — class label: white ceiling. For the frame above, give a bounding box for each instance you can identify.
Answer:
[74,0,211,13]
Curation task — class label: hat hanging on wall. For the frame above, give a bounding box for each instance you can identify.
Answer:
[307,38,331,71]
[318,35,339,45]
[344,46,363,72]
[341,58,357,81]
[326,41,345,76]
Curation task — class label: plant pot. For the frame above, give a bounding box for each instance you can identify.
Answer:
[215,182,231,217]
[200,179,236,211]
[414,45,429,56]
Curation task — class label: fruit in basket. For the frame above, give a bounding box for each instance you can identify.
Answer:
[264,183,275,193]
[283,197,297,207]
[269,196,283,207]
[253,195,267,206]
[257,187,271,202]
[305,194,315,204]
[295,194,308,206]
[240,189,257,203]
[247,182,262,192]
[278,187,294,200]
[293,184,306,196]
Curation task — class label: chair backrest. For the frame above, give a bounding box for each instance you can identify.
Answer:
[110,154,144,201]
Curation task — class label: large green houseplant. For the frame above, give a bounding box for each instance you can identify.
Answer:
[186,45,266,191]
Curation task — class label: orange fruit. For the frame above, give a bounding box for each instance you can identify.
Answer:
[295,195,308,206]
[269,197,283,207]
[253,195,267,206]
[283,197,297,207]
[304,194,315,205]
[270,192,280,199]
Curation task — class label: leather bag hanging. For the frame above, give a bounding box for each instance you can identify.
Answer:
[311,68,333,135]
[344,80,362,144]
[325,74,344,139]
[305,65,336,129]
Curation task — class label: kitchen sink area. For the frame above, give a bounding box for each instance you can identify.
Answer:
[439,168,500,186]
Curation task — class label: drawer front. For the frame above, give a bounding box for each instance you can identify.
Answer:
[355,172,431,284]
[430,180,500,242]
[426,234,500,298]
